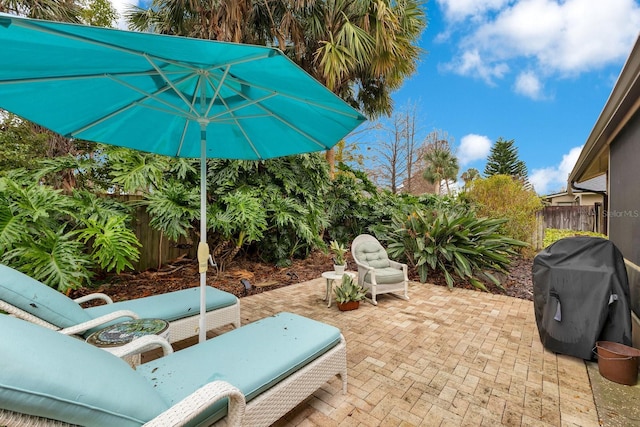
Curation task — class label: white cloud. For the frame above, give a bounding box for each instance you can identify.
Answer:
[458,134,492,166]
[436,0,511,22]
[530,145,583,194]
[514,70,544,100]
[439,0,640,95]
[441,49,509,85]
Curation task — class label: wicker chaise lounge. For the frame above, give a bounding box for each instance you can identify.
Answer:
[0,312,348,427]
[0,264,240,343]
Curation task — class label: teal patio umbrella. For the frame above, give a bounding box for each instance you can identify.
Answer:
[0,14,366,342]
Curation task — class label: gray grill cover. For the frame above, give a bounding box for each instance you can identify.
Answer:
[533,236,632,360]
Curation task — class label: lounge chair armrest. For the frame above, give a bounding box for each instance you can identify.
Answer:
[59,310,140,336]
[389,260,407,271]
[109,334,173,358]
[73,292,114,305]
[144,381,246,427]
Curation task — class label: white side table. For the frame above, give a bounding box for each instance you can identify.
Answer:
[321,271,356,308]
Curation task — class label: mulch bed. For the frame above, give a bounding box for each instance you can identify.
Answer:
[70,251,534,302]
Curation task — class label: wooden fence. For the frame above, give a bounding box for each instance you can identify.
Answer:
[122,196,601,269]
[530,205,602,250]
[114,195,193,272]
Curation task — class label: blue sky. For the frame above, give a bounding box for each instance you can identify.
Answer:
[111,0,640,194]
[386,0,640,194]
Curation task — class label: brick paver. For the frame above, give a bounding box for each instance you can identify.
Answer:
[171,278,601,426]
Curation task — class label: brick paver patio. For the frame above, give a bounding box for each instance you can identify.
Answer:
[171,277,601,426]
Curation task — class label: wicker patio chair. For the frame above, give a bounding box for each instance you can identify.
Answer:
[0,263,240,343]
[351,234,409,305]
[0,312,347,427]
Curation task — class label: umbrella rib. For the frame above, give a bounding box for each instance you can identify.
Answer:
[0,69,183,85]
[206,75,330,149]
[216,94,261,158]
[205,66,231,118]
[144,54,201,118]
[224,78,363,120]
[69,75,199,136]
[108,73,199,119]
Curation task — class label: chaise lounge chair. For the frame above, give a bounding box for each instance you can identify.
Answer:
[0,312,347,427]
[0,264,241,343]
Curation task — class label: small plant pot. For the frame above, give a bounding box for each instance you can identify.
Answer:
[337,301,359,311]
[334,264,346,274]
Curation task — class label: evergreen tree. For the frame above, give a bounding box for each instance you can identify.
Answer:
[484,137,528,180]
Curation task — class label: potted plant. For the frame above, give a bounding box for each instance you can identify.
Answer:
[334,274,366,311]
[330,240,347,274]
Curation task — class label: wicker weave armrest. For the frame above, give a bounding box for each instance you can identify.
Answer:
[73,292,114,305]
[59,310,140,336]
[388,260,407,272]
[144,381,246,427]
[109,334,174,358]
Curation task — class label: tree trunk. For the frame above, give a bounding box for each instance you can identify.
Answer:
[325,148,335,179]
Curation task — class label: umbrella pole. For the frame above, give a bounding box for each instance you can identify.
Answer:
[197,123,208,343]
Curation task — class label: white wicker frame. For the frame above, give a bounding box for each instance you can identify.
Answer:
[0,335,347,427]
[0,292,241,344]
[351,234,410,305]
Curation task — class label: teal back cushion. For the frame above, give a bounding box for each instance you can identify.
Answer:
[354,241,390,269]
[0,264,91,328]
[0,315,169,426]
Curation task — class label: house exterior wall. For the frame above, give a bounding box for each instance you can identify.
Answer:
[609,110,640,266]
[576,193,604,206]
[610,111,640,338]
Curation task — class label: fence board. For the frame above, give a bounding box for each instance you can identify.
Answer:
[113,195,193,271]
[530,206,599,250]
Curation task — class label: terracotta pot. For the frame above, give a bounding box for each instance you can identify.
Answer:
[337,301,359,311]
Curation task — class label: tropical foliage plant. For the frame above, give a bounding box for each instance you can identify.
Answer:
[334,274,366,304]
[330,240,347,265]
[385,206,527,290]
[0,174,140,292]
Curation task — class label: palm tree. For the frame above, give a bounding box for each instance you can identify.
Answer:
[423,147,459,194]
[460,167,480,190]
[126,0,426,175]
[0,0,81,22]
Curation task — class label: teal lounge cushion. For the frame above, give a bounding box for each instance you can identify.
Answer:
[0,264,91,328]
[364,267,405,284]
[136,312,342,425]
[354,241,390,269]
[0,315,169,426]
[84,286,237,335]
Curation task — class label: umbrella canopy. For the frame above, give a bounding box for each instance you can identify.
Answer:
[0,14,366,342]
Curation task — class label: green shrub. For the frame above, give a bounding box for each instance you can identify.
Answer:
[467,175,542,247]
[543,228,607,248]
[385,207,527,291]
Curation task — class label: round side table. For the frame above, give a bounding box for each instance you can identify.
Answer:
[86,318,170,366]
[321,271,356,308]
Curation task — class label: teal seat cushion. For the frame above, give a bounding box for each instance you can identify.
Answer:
[354,241,390,269]
[0,315,169,426]
[0,264,91,328]
[84,286,237,335]
[135,312,342,426]
[364,267,405,284]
